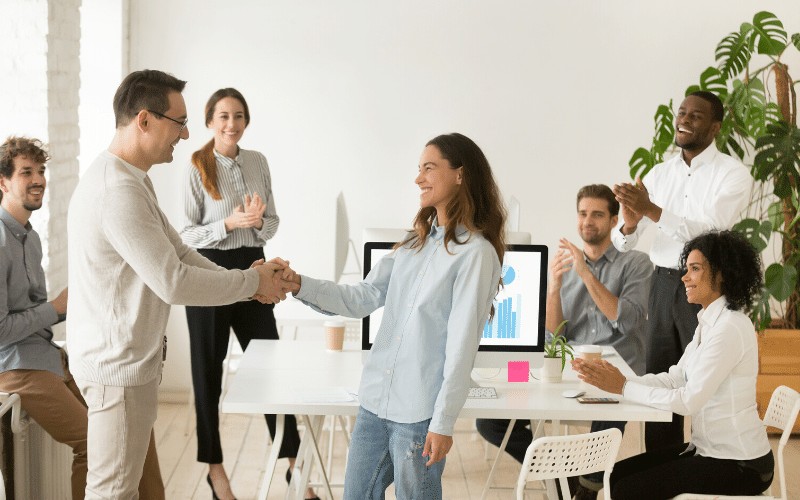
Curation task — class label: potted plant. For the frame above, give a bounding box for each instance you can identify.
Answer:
[628,10,800,430]
[542,320,574,383]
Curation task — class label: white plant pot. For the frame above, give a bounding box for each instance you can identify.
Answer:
[541,357,564,383]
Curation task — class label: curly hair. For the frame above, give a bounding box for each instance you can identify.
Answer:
[0,136,50,179]
[679,230,763,312]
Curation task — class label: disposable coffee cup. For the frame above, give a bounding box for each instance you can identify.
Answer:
[577,345,603,390]
[324,320,346,351]
[578,345,602,362]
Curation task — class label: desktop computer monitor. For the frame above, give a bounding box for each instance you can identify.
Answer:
[361,242,547,368]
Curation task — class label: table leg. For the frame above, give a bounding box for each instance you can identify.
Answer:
[258,413,284,500]
[300,415,335,500]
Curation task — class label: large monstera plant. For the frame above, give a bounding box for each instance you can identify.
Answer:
[629,11,800,331]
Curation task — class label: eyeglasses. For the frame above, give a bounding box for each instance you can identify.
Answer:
[147,109,188,132]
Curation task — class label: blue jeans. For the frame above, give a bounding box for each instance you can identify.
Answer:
[344,406,445,500]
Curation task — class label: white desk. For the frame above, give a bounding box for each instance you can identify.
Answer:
[222,340,670,499]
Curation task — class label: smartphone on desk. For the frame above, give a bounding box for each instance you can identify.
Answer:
[577,397,619,404]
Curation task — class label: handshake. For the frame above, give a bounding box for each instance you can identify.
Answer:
[251,257,300,304]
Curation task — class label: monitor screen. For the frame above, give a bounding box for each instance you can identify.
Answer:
[361,242,547,364]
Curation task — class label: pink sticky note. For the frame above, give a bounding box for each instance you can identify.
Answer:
[507,361,529,382]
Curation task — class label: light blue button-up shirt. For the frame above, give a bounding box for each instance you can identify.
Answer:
[296,224,501,435]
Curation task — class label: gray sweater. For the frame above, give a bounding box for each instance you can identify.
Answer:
[66,151,259,386]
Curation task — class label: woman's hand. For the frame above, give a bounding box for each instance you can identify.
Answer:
[423,431,453,466]
[571,358,627,395]
[224,193,267,232]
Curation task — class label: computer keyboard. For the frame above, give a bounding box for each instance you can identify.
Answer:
[467,386,497,399]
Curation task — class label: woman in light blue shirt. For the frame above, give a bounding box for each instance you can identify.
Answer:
[288,133,505,499]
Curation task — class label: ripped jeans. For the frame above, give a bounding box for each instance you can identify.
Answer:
[344,406,445,500]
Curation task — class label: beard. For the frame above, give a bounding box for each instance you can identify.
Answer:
[581,230,608,246]
[23,200,43,212]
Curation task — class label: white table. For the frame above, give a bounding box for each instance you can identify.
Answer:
[221,340,670,499]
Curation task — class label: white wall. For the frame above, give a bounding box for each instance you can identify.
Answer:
[120,0,800,393]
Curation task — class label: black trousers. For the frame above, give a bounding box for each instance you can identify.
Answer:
[610,442,774,499]
[644,267,701,451]
[186,246,301,464]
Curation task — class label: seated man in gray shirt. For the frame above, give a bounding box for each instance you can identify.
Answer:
[477,184,651,500]
[0,137,163,499]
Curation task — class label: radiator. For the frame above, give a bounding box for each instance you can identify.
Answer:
[0,395,71,500]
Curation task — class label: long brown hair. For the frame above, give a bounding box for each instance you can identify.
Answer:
[398,133,506,312]
[190,88,251,200]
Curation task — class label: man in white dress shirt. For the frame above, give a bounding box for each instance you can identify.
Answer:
[611,90,752,451]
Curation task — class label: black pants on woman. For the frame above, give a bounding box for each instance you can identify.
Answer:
[610,442,774,499]
[186,246,302,464]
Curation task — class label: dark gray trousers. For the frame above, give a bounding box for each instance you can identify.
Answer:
[644,267,701,451]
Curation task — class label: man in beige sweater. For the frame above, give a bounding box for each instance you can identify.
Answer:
[67,70,290,499]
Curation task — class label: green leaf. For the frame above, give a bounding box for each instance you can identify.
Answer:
[753,122,800,198]
[652,103,674,155]
[716,116,745,160]
[629,147,654,180]
[716,31,753,78]
[685,84,700,96]
[751,11,787,55]
[749,287,772,331]
[698,67,728,99]
[792,33,800,51]
[765,102,784,127]
[730,79,767,138]
[768,200,784,231]
[733,218,771,252]
[765,262,798,302]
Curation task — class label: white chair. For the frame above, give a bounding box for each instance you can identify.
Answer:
[671,385,800,500]
[515,427,622,500]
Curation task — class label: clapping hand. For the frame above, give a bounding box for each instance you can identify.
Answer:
[571,358,626,395]
[224,192,266,232]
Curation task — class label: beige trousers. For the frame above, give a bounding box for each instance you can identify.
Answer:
[0,351,163,499]
[77,374,164,500]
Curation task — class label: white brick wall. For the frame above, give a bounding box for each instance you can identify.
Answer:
[1,0,82,340]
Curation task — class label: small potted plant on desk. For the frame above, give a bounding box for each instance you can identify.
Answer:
[542,320,574,383]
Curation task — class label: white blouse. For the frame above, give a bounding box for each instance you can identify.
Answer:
[624,296,770,460]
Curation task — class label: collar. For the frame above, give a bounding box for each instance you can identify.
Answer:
[214,148,240,169]
[697,295,728,328]
[0,205,31,241]
[585,243,618,264]
[680,141,719,170]
[429,218,469,242]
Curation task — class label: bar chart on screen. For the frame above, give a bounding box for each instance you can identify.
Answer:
[481,255,541,348]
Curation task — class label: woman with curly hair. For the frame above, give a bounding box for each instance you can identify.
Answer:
[572,230,774,499]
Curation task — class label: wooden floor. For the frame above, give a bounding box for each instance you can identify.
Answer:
[155,401,800,500]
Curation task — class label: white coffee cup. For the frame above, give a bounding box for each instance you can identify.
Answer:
[324,320,346,351]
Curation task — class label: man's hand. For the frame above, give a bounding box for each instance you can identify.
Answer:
[50,288,68,316]
[423,431,453,466]
[618,202,643,235]
[571,358,626,395]
[253,262,288,304]
[548,247,573,293]
[252,258,300,303]
[613,178,660,222]
[558,238,589,281]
